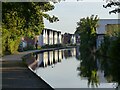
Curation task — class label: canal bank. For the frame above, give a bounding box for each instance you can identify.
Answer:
[2,50,54,89]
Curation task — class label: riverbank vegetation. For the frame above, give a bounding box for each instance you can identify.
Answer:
[75,15,99,87]
[75,15,120,88]
[97,25,120,88]
[41,44,76,49]
[2,2,59,55]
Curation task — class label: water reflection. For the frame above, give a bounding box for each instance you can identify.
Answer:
[98,53,120,88]
[64,48,76,59]
[28,47,117,88]
[28,54,39,71]
[77,51,99,87]
[29,48,77,71]
[76,44,118,88]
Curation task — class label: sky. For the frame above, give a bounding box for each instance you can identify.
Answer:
[44,0,119,34]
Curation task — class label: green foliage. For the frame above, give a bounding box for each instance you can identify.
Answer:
[76,15,99,61]
[76,15,99,87]
[98,24,120,88]
[23,44,35,51]
[2,2,59,36]
[98,25,120,64]
[99,36,120,88]
[75,13,120,88]
[2,26,21,55]
[2,27,10,55]
[103,1,120,14]
[9,39,21,54]
[0,26,2,57]
[2,2,59,55]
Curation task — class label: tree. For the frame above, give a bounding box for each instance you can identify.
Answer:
[76,15,99,55]
[103,0,120,14]
[98,25,120,88]
[2,2,59,55]
[0,1,1,56]
[76,15,99,87]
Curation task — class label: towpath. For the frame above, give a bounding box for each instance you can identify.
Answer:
[1,50,53,89]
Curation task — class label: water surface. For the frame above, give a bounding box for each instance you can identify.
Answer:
[28,47,117,88]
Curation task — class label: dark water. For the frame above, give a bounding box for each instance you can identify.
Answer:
[28,47,117,88]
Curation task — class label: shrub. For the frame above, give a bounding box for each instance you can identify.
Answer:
[2,28,21,55]
[9,39,21,54]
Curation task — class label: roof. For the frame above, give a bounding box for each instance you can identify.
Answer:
[44,28,61,33]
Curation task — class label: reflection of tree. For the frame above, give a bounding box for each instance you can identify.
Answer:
[76,15,99,87]
[97,24,120,88]
[75,46,80,60]
[98,56,120,89]
[77,52,99,87]
[64,50,72,59]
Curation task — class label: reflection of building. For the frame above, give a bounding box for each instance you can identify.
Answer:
[71,48,76,56]
[58,50,62,62]
[29,48,77,69]
[38,50,63,68]
[37,28,62,46]
[64,48,76,59]
[64,50,72,59]
[38,53,43,66]
[54,50,58,64]
[43,52,48,67]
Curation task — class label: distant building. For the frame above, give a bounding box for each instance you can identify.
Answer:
[71,34,76,44]
[62,33,76,45]
[75,34,80,45]
[62,33,71,44]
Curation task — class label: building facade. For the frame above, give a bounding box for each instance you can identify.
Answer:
[97,19,120,34]
[37,28,62,47]
[62,33,76,45]
[96,19,120,48]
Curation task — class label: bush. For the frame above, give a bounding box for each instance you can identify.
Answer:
[2,28,10,55]
[9,39,21,54]
[2,28,21,55]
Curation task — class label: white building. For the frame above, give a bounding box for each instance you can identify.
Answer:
[97,19,120,34]
[96,19,120,48]
[71,34,76,44]
[37,28,62,47]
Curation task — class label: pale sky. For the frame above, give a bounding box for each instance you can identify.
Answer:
[44,1,119,34]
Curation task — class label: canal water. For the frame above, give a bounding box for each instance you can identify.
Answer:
[28,47,117,88]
